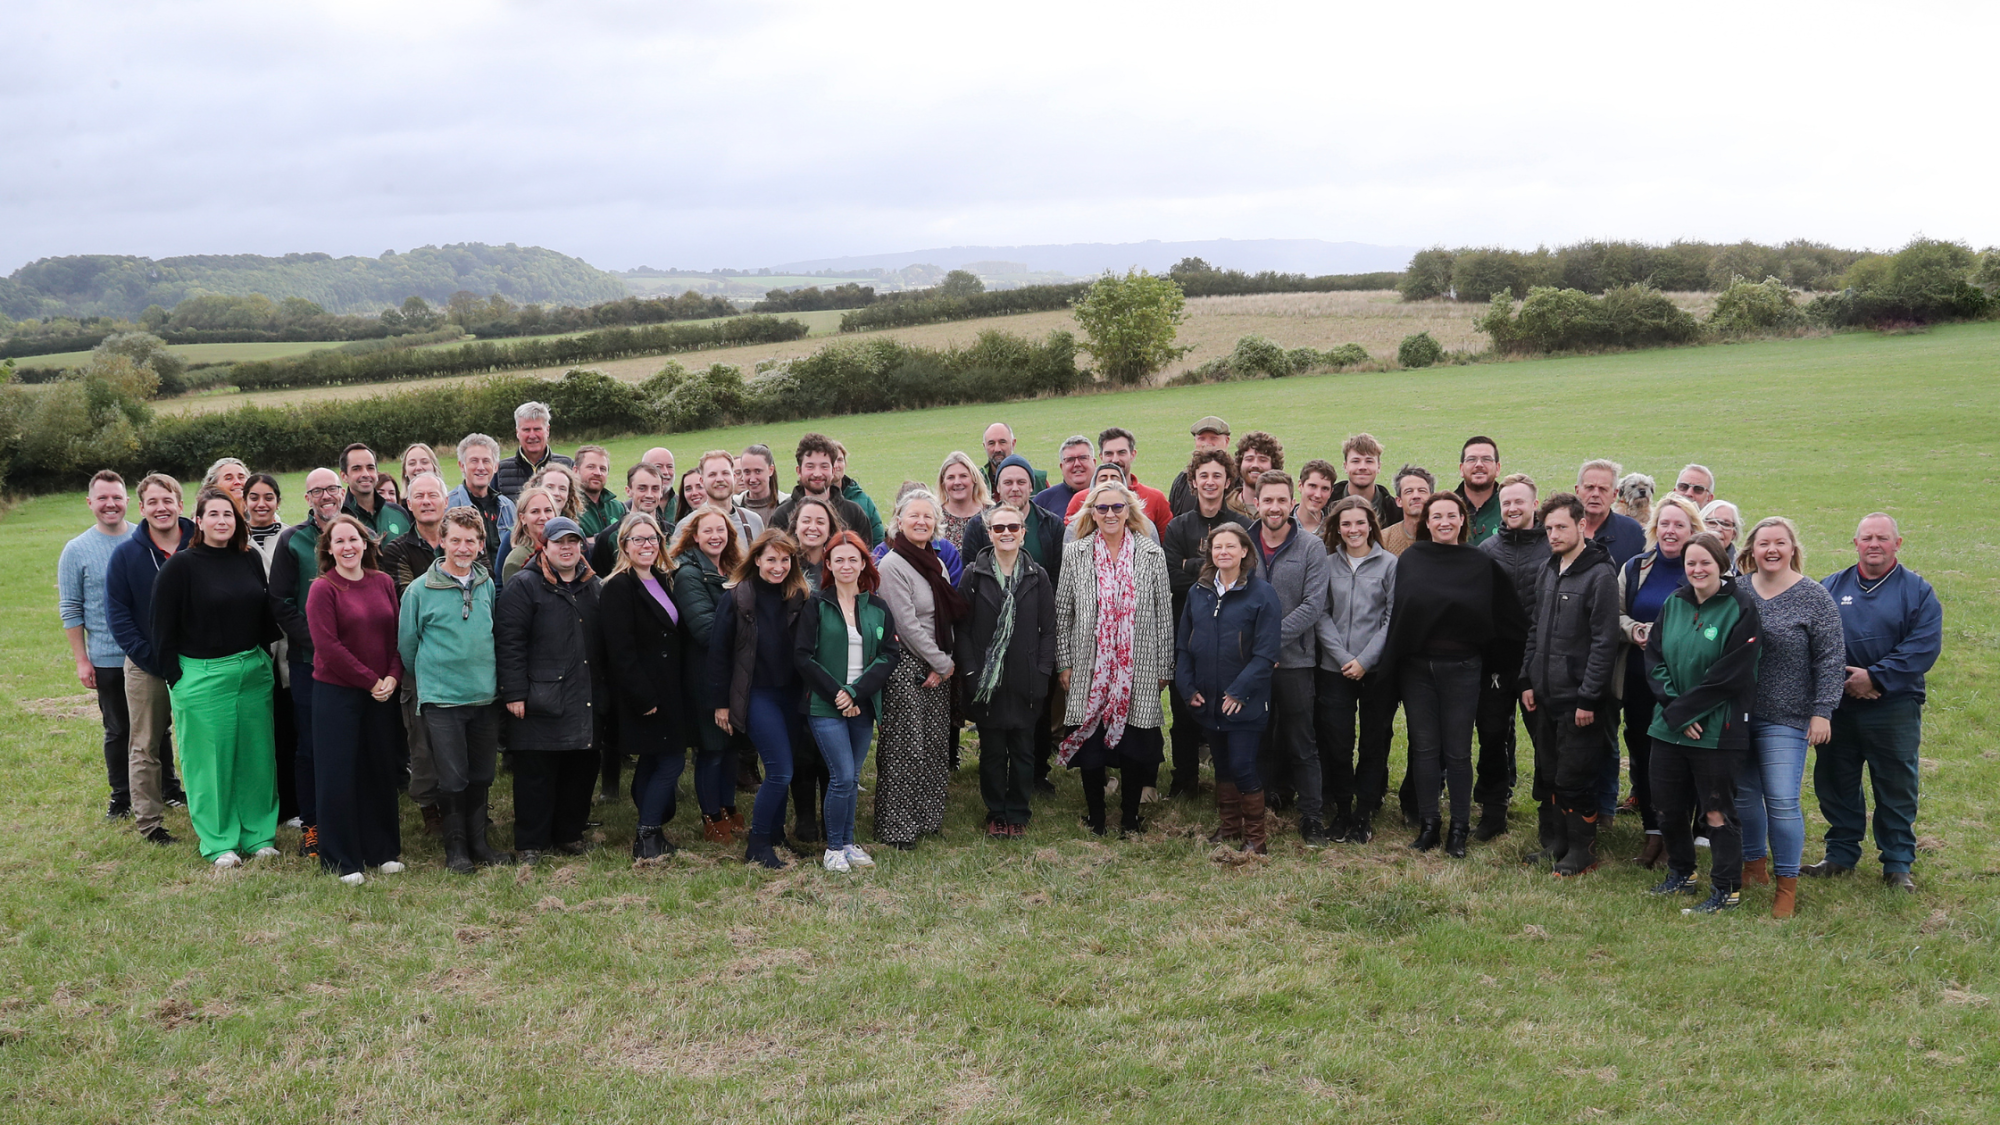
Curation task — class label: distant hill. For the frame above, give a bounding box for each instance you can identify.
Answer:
[771,238,1418,279]
[0,243,629,320]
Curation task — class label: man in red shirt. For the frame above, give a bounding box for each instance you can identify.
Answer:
[1065,426,1173,531]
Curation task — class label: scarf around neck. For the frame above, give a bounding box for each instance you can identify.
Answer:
[892,532,968,653]
[1058,531,1137,763]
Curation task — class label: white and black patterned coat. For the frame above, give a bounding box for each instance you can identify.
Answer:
[1054,533,1174,729]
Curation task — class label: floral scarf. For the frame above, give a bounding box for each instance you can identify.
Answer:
[1058,531,1137,764]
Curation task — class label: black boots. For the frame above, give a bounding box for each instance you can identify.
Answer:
[440,791,474,875]
[1473,803,1509,841]
[1445,820,1470,858]
[1345,808,1375,844]
[1552,809,1599,877]
[1409,819,1442,852]
[1522,800,1568,865]
[462,783,512,867]
[744,832,784,869]
[632,824,676,860]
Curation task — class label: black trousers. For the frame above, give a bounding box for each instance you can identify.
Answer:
[423,702,500,794]
[290,659,318,826]
[1261,668,1322,819]
[513,748,597,850]
[312,682,404,876]
[1473,658,1520,809]
[94,663,132,802]
[1400,655,1481,825]
[1530,703,1612,815]
[1621,663,1659,830]
[790,723,829,838]
[979,725,1036,826]
[1650,738,1743,890]
[270,658,299,823]
[1316,666,1397,819]
[1167,683,1208,792]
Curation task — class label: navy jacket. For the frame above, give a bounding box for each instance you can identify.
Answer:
[1588,512,1647,567]
[1821,563,1942,707]
[1175,572,1282,732]
[103,519,195,678]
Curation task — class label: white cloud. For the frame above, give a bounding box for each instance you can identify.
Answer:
[3,0,1994,274]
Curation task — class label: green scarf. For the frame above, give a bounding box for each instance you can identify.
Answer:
[973,555,1019,705]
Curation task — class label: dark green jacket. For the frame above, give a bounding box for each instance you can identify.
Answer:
[1645,577,1761,750]
[578,490,627,538]
[342,493,412,541]
[793,587,902,719]
[839,477,886,546]
[269,519,322,658]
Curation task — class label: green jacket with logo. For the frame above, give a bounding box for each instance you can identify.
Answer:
[1644,577,1761,750]
[792,586,902,720]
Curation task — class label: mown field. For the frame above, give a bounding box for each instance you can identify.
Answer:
[1,323,1996,1121]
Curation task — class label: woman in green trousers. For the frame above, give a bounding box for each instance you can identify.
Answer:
[151,486,285,867]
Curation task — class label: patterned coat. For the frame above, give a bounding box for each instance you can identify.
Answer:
[1054,532,1175,729]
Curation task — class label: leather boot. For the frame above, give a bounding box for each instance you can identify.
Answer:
[1409,819,1442,852]
[464,783,512,866]
[441,791,475,875]
[1208,781,1242,844]
[1523,800,1565,864]
[421,803,444,838]
[633,824,666,860]
[725,807,747,839]
[1771,875,1798,919]
[702,813,732,844]
[1552,810,1600,877]
[1473,803,1509,841]
[744,832,784,869]
[1240,790,1268,855]
[1633,833,1665,869]
[1742,857,1771,885]
[1346,808,1375,844]
[1445,819,1470,858]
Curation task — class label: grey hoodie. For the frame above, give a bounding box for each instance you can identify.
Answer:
[1253,517,1329,669]
[1316,543,1396,674]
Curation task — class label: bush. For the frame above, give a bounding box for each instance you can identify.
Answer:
[1398,332,1445,368]
[1168,259,1402,297]
[1809,238,1994,327]
[1478,286,1699,353]
[837,283,1089,332]
[1323,343,1372,368]
[1398,248,1456,301]
[1071,271,1190,385]
[1229,335,1294,379]
[1708,277,1804,334]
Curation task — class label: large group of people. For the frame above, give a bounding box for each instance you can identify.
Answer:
[54,403,1944,916]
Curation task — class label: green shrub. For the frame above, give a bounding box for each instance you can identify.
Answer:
[1708,277,1804,334]
[1811,238,1993,326]
[1229,335,1294,379]
[1071,271,1191,385]
[1323,343,1371,368]
[1479,286,1698,353]
[838,283,1089,332]
[1398,248,1456,301]
[1398,332,1445,368]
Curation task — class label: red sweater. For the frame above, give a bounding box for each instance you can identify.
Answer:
[307,569,406,691]
[1065,474,1174,533]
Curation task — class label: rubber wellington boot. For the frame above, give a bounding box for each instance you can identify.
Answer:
[1523,800,1566,865]
[1552,810,1600,878]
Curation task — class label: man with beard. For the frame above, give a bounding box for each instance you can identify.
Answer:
[1454,435,1503,546]
[772,433,868,538]
[1250,470,1331,843]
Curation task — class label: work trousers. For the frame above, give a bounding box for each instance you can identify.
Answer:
[1816,698,1923,874]
[422,702,500,795]
[1650,738,1743,890]
[1530,703,1612,815]
[94,663,132,803]
[977,724,1035,827]
[512,748,596,851]
[122,658,180,833]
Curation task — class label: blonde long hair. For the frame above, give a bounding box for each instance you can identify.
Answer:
[607,511,672,581]
[1646,493,1704,550]
[937,450,991,512]
[1069,481,1154,541]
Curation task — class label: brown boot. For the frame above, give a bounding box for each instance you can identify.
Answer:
[702,813,732,844]
[421,803,444,837]
[1633,834,1665,869]
[1240,790,1269,855]
[725,807,747,839]
[1742,857,1770,885]
[1208,782,1242,844]
[1772,875,1798,919]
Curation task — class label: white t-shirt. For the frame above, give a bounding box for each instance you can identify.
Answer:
[845,624,864,683]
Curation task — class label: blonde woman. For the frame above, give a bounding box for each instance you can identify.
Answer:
[1733,516,1844,918]
[528,464,584,522]
[502,485,559,584]
[875,488,968,850]
[936,451,992,552]
[1616,492,1706,866]
[1054,481,1172,837]
[398,443,441,490]
[599,512,687,858]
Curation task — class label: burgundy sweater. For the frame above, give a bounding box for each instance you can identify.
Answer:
[306,569,406,691]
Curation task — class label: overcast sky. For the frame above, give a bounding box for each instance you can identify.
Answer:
[5,0,1994,274]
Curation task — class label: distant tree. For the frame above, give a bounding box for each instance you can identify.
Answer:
[137,305,170,331]
[400,295,442,330]
[446,290,485,325]
[1169,257,1217,277]
[1072,269,1191,385]
[1398,247,1456,301]
[937,270,985,299]
[93,332,187,398]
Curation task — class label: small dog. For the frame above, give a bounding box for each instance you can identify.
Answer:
[1615,473,1656,526]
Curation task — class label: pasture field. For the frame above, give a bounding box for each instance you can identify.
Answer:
[12,339,359,372]
[1,323,1996,1121]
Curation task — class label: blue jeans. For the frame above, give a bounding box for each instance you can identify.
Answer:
[746,687,795,838]
[1737,720,1809,877]
[1816,698,1923,873]
[1208,726,1265,793]
[632,751,687,829]
[691,718,732,817]
[808,714,874,848]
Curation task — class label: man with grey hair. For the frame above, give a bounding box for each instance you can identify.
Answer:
[981,422,1047,494]
[450,433,516,565]
[1575,458,1646,566]
[495,401,572,499]
[1806,513,1943,892]
[1673,464,1717,508]
[1034,435,1094,518]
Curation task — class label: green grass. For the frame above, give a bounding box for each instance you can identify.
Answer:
[2,323,1997,1121]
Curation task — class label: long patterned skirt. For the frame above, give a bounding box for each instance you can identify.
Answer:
[873,662,953,844]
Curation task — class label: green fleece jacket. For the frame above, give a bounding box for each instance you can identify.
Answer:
[1644,578,1760,750]
[397,559,499,708]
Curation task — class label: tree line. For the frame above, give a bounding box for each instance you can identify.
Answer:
[1399,239,1882,301]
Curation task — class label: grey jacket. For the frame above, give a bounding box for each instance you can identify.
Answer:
[877,549,954,676]
[1252,519,1329,669]
[1054,533,1174,729]
[1316,543,1396,674]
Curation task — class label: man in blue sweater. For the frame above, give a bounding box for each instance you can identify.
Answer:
[57,470,136,820]
[1805,513,1943,892]
[103,472,193,845]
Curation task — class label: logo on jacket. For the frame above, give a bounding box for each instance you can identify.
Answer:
[1702,625,1719,640]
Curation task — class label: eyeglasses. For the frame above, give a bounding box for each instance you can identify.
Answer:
[988,523,1023,534]
[1060,455,1093,465]
[1676,482,1712,495]
[1462,455,1498,466]
[626,535,661,546]
[1704,519,1737,531]
[1093,503,1127,514]
[306,486,342,498]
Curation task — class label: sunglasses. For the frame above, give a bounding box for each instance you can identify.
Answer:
[1704,519,1737,531]
[1093,503,1127,514]
[1676,482,1711,494]
[988,523,1024,534]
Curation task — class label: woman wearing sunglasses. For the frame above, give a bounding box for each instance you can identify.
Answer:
[955,502,1057,838]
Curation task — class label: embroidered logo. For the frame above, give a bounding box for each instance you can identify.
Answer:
[1841,595,1853,605]
[1702,625,1719,640]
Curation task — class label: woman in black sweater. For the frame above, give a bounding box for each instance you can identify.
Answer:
[710,529,810,869]
[151,486,285,867]
[1387,492,1528,856]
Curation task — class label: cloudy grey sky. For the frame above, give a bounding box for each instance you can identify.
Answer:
[5,0,1993,274]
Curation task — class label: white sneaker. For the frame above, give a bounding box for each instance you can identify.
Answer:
[1694,836,1711,849]
[842,844,875,868]
[212,852,242,869]
[822,848,850,872]
[252,846,281,859]
[281,817,304,829]
[339,872,364,885]
[377,860,406,873]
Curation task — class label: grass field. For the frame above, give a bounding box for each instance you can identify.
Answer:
[3,323,1996,1121]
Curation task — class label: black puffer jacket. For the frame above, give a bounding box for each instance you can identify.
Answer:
[1518,542,1621,710]
[494,557,603,752]
[1162,505,1252,616]
[598,568,685,755]
[954,547,1057,729]
[1479,524,1552,620]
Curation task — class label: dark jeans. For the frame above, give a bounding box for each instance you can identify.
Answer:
[692,717,733,816]
[1650,739,1742,890]
[632,752,686,829]
[312,682,403,876]
[790,724,829,838]
[1619,663,1658,831]
[1315,666,1396,818]
[978,725,1036,826]
[1167,683,1208,792]
[1261,668,1322,818]
[1817,698,1923,873]
[512,749,596,850]
[1531,703,1612,815]
[422,702,500,794]
[1400,655,1481,825]
[94,663,132,802]
[289,659,318,826]
[271,658,298,823]
[746,686,795,838]
[1208,726,1264,793]
[1473,663,1519,809]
